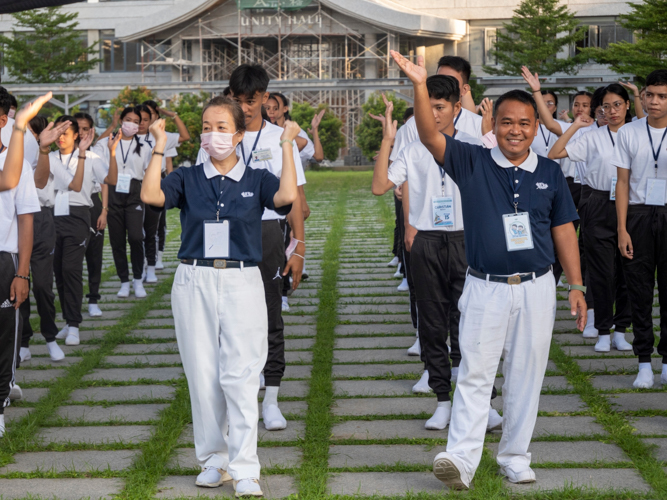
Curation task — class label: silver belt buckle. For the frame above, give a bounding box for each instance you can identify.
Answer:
[213,259,227,269]
[507,275,522,285]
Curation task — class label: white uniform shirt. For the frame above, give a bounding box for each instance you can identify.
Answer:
[297,128,315,162]
[1,118,39,168]
[96,136,151,181]
[558,121,595,181]
[34,161,56,208]
[387,131,481,232]
[611,117,667,205]
[50,150,108,208]
[0,152,40,253]
[566,125,618,192]
[531,123,560,158]
[138,131,180,173]
[390,109,483,162]
[195,121,306,220]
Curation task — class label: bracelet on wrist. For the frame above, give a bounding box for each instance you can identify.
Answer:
[153,151,164,156]
[78,156,86,160]
[39,148,50,155]
[13,124,27,134]
[279,139,293,148]
[293,253,305,260]
[568,284,586,294]
[14,274,29,281]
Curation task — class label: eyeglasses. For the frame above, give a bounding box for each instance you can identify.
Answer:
[544,101,556,107]
[601,101,626,113]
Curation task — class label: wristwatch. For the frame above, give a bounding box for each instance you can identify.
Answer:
[568,284,587,294]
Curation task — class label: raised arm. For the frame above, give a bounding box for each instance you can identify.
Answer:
[140,119,167,207]
[104,132,122,186]
[273,120,300,208]
[619,81,645,119]
[371,95,398,196]
[309,109,325,162]
[96,108,120,143]
[68,129,94,192]
[548,115,592,160]
[159,107,191,143]
[34,120,72,189]
[521,66,563,136]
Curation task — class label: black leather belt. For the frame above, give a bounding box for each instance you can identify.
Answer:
[468,266,551,285]
[180,259,257,269]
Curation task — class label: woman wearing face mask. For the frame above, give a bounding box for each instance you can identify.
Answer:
[33,115,107,346]
[102,107,153,298]
[140,96,299,497]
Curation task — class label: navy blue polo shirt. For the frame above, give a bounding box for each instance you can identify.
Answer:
[440,135,578,275]
[161,157,291,262]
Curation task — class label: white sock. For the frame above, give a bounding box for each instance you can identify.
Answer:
[263,386,279,409]
[634,362,654,389]
[451,367,459,383]
[425,401,451,430]
[662,364,667,383]
[412,370,432,393]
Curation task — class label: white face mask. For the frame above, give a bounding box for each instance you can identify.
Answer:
[121,121,139,137]
[7,109,15,119]
[200,131,238,161]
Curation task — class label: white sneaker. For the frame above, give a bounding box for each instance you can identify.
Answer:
[557,279,564,288]
[156,251,164,270]
[281,296,290,312]
[397,278,409,292]
[145,266,158,283]
[9,383,22,401]
[633,367,655,389]
[259,372,266,390]
[195,466,232,487]
[0,415,5,438]
[262,404,287,431]
[425,402,451,430]
[388,256,399,267]
[117,282,130,298]
[55,325,69,340]
[46,341,65,361]
[612,332,633,351]
[133,279,147,298]
[487,406,503,431]
[433,452,470,490]
[583,309,598,338]
[499,464,536,484]
[407,336,420,356]
[88,304,102,317]
[412,370,432,393]
[393,263,403,278]
[234,478,263,497]
[19,347,31,362]
[65,326,80,346]
[594,335,611,353]
[451,367,459,383]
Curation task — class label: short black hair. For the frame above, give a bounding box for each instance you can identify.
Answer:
[646,69,667,89]
[73,112,95,129]
[202,96,246,133]
[426,75,460,106]
[222,86,231,96]
[269,92,291,120]
[436,56,471,85]
[403,107,414,121]
[494,90,538,120]
[229,64,269,99]
[142,100,159,115]
[29,115,48,136]
[135,104,152,121]
[8,94,17,109]
[0,91,12,116]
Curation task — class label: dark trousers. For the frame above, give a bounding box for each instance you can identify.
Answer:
[86,194,105,304]
[622,204,667,363]
[54,207,91,328]
[157,205,167,252]
[0,252,20,415]
[259,220,286,387]
[397,203,417,329]
[108,181,145,282]
[392,194,401,258]
[144,203,161,267]
[583,191,632,336]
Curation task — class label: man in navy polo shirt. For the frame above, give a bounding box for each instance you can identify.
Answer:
[391,51,587,489]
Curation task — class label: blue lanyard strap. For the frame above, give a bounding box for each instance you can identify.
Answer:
[144,134,153,148]
[607,126,615,147]
[209,176,226,221]
[0,145,6,154]
[539,124,551,149]
[646,119,667,172]
[240,120,264,168]
[507,167,526,213]
[119,136,134,169]
[454,111,461,128]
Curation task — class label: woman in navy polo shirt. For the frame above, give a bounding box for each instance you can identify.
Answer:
[141,96,299,497]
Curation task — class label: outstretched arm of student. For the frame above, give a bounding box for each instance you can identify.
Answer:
[616,168,632,259]
[104,132,122,186]
[12,213,33,309]
[140,120,168,207]
[551,222,587,331]
[371,95,398,195]
[619,81,645,119]
[548,115,592,160]
[309,109,325,162]
[158,108,191,144]
[521,66,563,136]
[68,129,94,192]
[34,120,73,189]
[274,121,300,207]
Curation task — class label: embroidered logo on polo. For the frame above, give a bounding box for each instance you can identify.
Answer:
[0,299,13,308]
[241,192,254,197]
[536,183,548,190]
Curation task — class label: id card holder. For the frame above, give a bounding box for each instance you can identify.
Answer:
[610,177,617,201]
[116,173,131,194]
[646,178,667,206]
[432,196,454,228]
[54,191,70,217]
[203,220,230,259]
[573,169,581,184]
[502,212,534,252]
[252,148,273,162]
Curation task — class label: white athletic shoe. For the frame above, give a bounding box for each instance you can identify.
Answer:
[662,368,667,386]
[412,370,432,393]
[259,372,266,390]
[582,309,598,338]
[451,366,459,383]
[234,478,263,497]
[388,256,399,267]
[88,304,102,317]
[65,326,80,346]
[433,452,470,490]
[19,347,31,362]
[133,279,147,298]
[145,266,158,283]
[117,282,130,298]
[46,341,65,361]
[633,367,655,389]
[407,336,421,356]
[425,402,451,430]
[262,404,287,431]
[281,296,290,312]
[0,415,5,438]
[594,335,611,353]
[612,332,633,351]
[397,278,409,292]
[557,279,564,288]
[55,325,69,340]
[487,407,503,431]
[393,263,403,278]
[156,251,164,270]
[9,383,22,401]
[195,466,232,488]
[499,465,536,484]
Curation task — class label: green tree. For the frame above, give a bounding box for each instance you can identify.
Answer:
[165,92,210,166]
[469,74,487,105]
[0,7,100,84]
[291,102,346,161]
[98,86,159,124]
[583,0,667,84]
[483,0,586,76]
[355,93,408,161]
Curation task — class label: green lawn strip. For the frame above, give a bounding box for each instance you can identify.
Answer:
[550,339,667,498]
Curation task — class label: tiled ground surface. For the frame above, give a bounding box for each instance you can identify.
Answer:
[1,174,666,499]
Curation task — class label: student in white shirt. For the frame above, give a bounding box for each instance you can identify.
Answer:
[549,84,634,354]
[613,69,667,389]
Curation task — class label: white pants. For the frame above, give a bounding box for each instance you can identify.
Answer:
[446,270,556,479]
[172,263,268,480]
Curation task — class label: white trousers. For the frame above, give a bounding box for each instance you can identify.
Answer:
[446,271,556,479]
[172,263,268,480]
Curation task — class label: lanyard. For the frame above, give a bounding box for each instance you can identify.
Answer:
[209,176,226,221]
[539,124,551,150]
[240,120,264,168]
[59,150,77,172]
[454,111,461,128]
[0,145,6,155]
[507,167,526,214]
[607,127,615,147]
[119,136,134,171]
[647,119,667,177]
[438,130,458,196]
[144,134,153,148]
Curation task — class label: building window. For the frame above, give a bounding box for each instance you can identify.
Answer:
[469,28,499,67]
[100,30,140,72]
[573,24,633,55]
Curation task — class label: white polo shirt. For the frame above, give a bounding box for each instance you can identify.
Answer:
[34,163,56,208]
[531,123,559,158]
[0,152,40,253]
[96,136,152,181]
[611,117,667,205]
[297,128,315,162]
[566,125,618,192]
[387,131,481,232]
[558,121,595,181]
[138,132,180,173]
[390,109,483,162]
[1,118,39,168]
[50,150,109,208]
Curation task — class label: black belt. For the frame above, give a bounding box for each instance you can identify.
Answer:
[468,266,551,285]
[180,259,257,269]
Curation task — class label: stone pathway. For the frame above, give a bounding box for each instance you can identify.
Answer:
[1,178,666,499]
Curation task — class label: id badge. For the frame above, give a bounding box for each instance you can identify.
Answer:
[646,178,667,206]
[610,177,617,201]
[432,196,454,228]
[116,173,131,194]
[203,220,230,259]
[573,169,581,184]
[252,148,273,162]
[502,212,534,252]
[54,191,70,217]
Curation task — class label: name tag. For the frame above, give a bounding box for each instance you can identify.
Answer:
[646,178,667,206]
[573,169,581,184]
[116,173,132,194]
[54,191,70,217]
[252,148,273,162]
[503,212,534,252]
[203,220,230,259]
[610,177,617,201]
[432,196,454,228]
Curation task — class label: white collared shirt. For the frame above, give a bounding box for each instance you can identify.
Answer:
[202,155,246,181]
[297,128,315,162]
[138,131,180,173]
[95,136,151,181]
[566,125,618,191]
[1,118,40,168]
[0,151,40,253]
[558,121,595,181]
[490,146,539,173]
[50,150,109,208]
